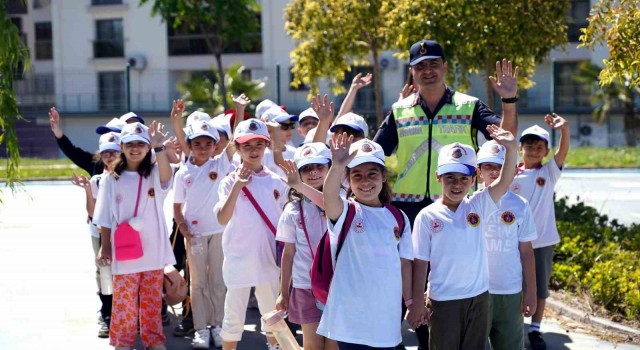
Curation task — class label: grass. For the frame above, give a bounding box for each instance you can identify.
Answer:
[0,158,82,181]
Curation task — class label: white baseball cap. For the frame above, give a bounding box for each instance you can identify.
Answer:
[437,143,477,176]
[294,142,331,170]
[210,113,232,140]
[96,117,126,134]
[520,125,550,145]
[262,105,299,123]
[347,139,385,169]
[303,127,331,145]
[98,132,121,153]
[477,140,506,166]
[234,119,270,143]
[120,122,150,144]
[255,99,277,119]
[186,111,211,126]
[330,112,369,136]
[298,108,319,122]
[186,119,219,142]
[119,112,145,124]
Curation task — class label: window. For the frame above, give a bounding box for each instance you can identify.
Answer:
[94,19,124,58]
[6,0,27,14]
[99,72,125,111]
[289,67,309,91]
[33,0,51,9]
[92,0,123,4]
[566,0,590,42]
[342,66,376,113]
[554,61,591,108]
[35,22,53,60]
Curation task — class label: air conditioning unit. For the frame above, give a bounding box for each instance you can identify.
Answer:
[378,52,398,70]
[127,55,147,70]
[578,122,607,147]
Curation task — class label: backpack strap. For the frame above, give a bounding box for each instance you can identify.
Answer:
[336,201,357,258]
[298,201,315,258]
[383,203,406,237]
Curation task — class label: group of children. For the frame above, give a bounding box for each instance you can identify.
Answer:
[59,73,570,350]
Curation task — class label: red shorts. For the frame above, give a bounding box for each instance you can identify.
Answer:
[287,288,322,325]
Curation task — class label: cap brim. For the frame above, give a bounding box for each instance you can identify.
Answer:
[274,115,299,123]
[330,123,363,133]
[437,164,476,176]
[235,134,270,143]
[99,144,121,153]
[299,114,319,121]
[519,133,549,144]
[120,135,150,145]
[187,132,219,142]
[410,55,443,66]
[477,156,505,166]
[96,126,121,134]
[296,157,331,170]
[347,156,385,169]
[127,116,145,124]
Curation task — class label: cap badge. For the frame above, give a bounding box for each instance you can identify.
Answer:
[134,126,142,134]
[249,122,258,131]
[108,135,115,142]
[490,145,501,154]
[361,142,374,153]
[201,123,209,130]
[302,147,313,157]
[451,148,463,158]
[419,42,427,55]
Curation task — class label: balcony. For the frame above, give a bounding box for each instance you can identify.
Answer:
[93,39,124,58]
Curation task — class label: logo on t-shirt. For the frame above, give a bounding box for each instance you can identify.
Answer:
[501,211,516,225]
[274,189,281,201]
[467,212,480,227]
[536,177,546,187]
[148,187,155,198]
[352,218,365,233]
[511,183,521,193]
[209,171,218,181]
[393,225,401,241]
[430,218,444,233]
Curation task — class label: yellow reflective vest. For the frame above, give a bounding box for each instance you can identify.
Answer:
[391,91,478,202]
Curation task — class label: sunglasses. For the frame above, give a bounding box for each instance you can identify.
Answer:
[279,123,296,131]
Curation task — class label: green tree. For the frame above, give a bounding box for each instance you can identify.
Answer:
[388,0,568,109]
[178,63,266,116]
[140,0,261,110]
[0,1,30,199]
[579,0,640,88]
[573,61,640,146]
[285,0,395,126]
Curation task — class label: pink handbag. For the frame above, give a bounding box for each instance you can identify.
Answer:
[114,176,144,261]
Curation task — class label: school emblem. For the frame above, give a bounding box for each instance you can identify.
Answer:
[361,142,374,153]
[393,226,401,241]
[418,42,427,55]
[273,189,280,200]
[201,123,209,131]
[511,183,521,193]
[184,176,193,187]
[352,218,365,233]
[501,211,516,225]
[302,146,313,157]
[108,135,116,142]
[490,144,501,154]
[536,177,546,187]
[451,147,463,159]
[248,121,259,131]
[115,194,123,203]
[148,187,155,198]
[208,171,218,181]
[135,126,143,134]
[467,212,480,227]
[430,219,444,233]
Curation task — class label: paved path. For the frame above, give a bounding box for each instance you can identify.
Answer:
[0,180,638,349]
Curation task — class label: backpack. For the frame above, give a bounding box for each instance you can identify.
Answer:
[310,200,406,305]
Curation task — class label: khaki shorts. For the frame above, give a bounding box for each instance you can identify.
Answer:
[533,245,554,299]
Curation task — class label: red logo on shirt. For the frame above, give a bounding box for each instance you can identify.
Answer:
[209,171,218,181]
[393,225,401,241]
[511,183,521,193]
[274,189,281,201]
[536,177,546,187]
[148,188,155,198]
[352,218,365,233]
[467,212,480,227]
[501,211,516,225]
[430,219,444,233]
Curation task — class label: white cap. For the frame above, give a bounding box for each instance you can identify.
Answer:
[119,112,144,124]
[437,143,477,176]
[347,139,385,169]
[303,127,331,145]
[186,111,211,127]
[520,125,550,145]
[294,142,331,169]
[96,117,126,134]
[98,132,121,153]
[330,112,369,136]
[186,120,219,142]
[255,99,277,119]
[477,140,506,166]
[120,122,150,144]
[299,108,319,121]
[234,119,270,143]
[262,105,299,123]
[210,114,232,140]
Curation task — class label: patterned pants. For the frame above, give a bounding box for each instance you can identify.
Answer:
[109,269,165,347]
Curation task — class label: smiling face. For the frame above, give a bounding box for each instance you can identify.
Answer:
[236,138,268,169]
[411,58,447,89]
[189,135,216,165]
[122,141,150,165]
[299,163,329,190]
[477,162,502,187]
[437,172,475,208]
[348,162,386,207]
[520,138,549,168]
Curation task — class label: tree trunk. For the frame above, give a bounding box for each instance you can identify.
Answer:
[214,52,229,111]
[485,60,495,111]
[371,46,384,132]
[623,87,638,146]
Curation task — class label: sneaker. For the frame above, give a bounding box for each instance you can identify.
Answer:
[528,331,547,350]
[266,343,281,350]
[211,326,223,348]
[162,313,171,326]
[173,318,196,337]
[98,316,110,338]
[192,329,211,349]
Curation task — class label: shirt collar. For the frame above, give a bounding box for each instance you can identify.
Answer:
[415,86,454,107]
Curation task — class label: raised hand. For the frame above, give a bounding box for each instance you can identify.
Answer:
[71,173,90,189]
[171,99,185,121]
[232,93,251,110]
[278,160,302,188]
[489,58,519,99]
[351,72,373,90]
[234,165,252,189]
[311,94,335,124]
[544,113,568,130]
[398,83,417,101]
[487,124,516,148]
[329,132,356,167]
[49,107,63,138]
[148,120,169,148]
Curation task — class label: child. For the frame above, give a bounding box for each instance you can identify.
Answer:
[318,135,413,349]
[174,120,233,349]
[476,140,537,350]
[275,143,337,350]
[214,119,287,350]
[297,108,320,140]
[511,114,570,350]
[93,121,176,350]
[408,125,517,350]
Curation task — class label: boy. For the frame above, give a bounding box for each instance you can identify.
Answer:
[408,125,517,350]
[477,140,537,350]
[297,107,320,140]
[511,113,570,350]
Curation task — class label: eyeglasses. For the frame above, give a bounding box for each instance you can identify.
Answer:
[279,123,296,131]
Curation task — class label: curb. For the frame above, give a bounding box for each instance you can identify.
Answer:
[546,296,640,337]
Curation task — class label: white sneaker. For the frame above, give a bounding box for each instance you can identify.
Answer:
[267,343,281,350]
[192,329,211,349]
[211,326,223,348]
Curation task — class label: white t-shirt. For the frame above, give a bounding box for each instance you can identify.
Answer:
[276,198,326,289]
[173,155,233,235]
[317,200,413,348]
[213,167,287,289]
[93,165,176,275]
[413,189,496,301]
[481,190,537,294]
[510,157,562,248]
[88,173,106,238]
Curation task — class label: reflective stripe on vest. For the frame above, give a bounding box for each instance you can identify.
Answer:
[392,91,476,202]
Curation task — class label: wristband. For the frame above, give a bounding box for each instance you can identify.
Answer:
[404,298,414,307]
[153,145,166,153]
[501,96,518,104]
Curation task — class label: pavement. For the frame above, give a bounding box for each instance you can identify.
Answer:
[0,179,639,349]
